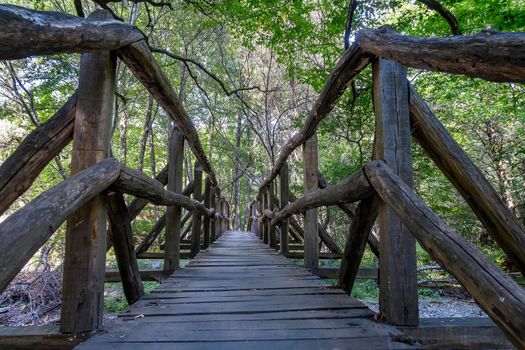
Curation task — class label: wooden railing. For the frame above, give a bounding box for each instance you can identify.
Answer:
[0,4,230,335]
[251,24,525,349]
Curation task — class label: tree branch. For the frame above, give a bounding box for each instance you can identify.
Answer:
[417,0,462,35]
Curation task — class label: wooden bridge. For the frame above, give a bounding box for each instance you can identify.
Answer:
[76,231,422,350]
[0,4,524,349]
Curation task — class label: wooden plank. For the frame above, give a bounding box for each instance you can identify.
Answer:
[0,5,143,59]
[107,192,144,304]
[285,252,342,259]
[315,267,378,280]
[61,11,116,332]
[0,93,76,215]
[0,324,89,350]
[338,195,379,292]
[303,133,319,269]
[105,270,170,283]
[0,158,120,293]
[262,188,269,244]
[191,162,203,258]
[210,186,217,242]
[164,127,184,271]
[409,83,525,275]
[365,160,525,348]
[372,58,418,326]
[400,317,513,349]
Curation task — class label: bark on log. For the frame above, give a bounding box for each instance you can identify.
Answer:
[271,169,373,225]
[116,41,217,186]
[0,158,120,293]
[357,26,525,83]
[364,160,525,349]
[258,42,370,193]
[338,196,379,293]
[111,166,213,217]
[190,163,203,258]
[0,5,142,59]
[409,84,525,275]
[0,93,77,216]
[126,166,170,219]
[107,192,144,304]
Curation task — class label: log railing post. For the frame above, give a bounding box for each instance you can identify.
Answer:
[202,177,211,249]
[191,162,203,258]
[279,162,290,254]
[164,126,184,272]
[61,10,116,333]
[210,186,217,243]
[303,133,319,269]
[257,194,263,239]
[262,188,269,244]
[268,181,277,249]
[373,58,418,326]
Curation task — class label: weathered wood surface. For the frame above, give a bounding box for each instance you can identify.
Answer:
[257,43,370,194]
[61,25,116,332]
[0,5,142,59]
[126,166,170,219]
[164,127,184,271]
[107,192,144,304]
[76,231,421,350]
[303,134,319,268]
[0,93,76,215]
[279,163,289,254]
[268,181,277,249]
[338,195,379,292]
[111,166,213,217]
[0,324,89,350]
[373,58,418,326]
[409,83,525,275]
[202,177,212,249]
[116,40,217,186]
[400,317,514,349]
[0,158,120,293]
[271,168,372,225]
[191,163,203,258]
[105,270,171,283]
[364,160,525,349]
[358,26,525,83]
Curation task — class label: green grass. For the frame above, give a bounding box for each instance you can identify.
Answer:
[104,281,160,313]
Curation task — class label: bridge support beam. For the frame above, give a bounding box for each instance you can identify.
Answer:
[373,58,419,326]
[191,162,203,258]
[279,162,290,254]
[61,9,116,333]
[164,126,184,272]
[303,133,319,269]
[202,177,211,249]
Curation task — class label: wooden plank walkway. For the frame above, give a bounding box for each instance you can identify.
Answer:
[76,231,422,349]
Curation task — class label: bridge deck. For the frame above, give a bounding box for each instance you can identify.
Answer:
[76,231,422,349]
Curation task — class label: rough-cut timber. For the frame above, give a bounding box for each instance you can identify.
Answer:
[75,231,422,350]
[279,163,289,254]
[303,134,320,269]
[258,42,370,193]
[0,158,120,293]
[0,4,143,59]
[338,195,379,293]
[107,192,144,304]
[271,169,372,225]
[164,127,184,271]
[357,26,525,83]
[268,181,277,249]
[111,166,213,217]
[191,163,203,258]
[116,40,217,186]
[0,93,76,215]
[373,58,418,326]
[202,177,212,249]
[409,84,525,275]
[62,21,116,332]
[364,160,525,349]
